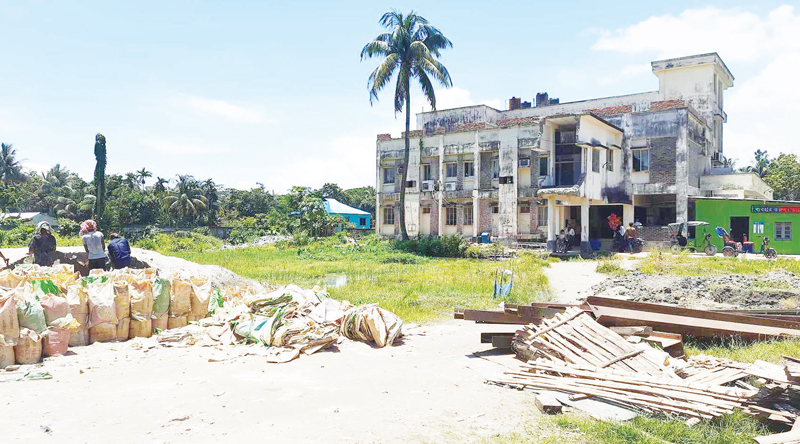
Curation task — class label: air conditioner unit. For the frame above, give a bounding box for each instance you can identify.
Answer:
[519,158,531,167]
[445,182,456,191]
[422,180,434,191]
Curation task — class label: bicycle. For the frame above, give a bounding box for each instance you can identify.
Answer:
[761,236,777,259]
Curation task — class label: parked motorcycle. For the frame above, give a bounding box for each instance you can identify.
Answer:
[762,236,778,259]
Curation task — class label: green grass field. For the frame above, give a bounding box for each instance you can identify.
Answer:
[173,240,552,324]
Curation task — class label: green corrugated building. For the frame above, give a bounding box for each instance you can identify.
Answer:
[692,197,799,254]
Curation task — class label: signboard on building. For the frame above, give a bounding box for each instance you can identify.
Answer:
[751,205,800,214]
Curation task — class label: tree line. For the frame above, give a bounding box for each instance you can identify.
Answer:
[738,149,800,201]
[0,141,375,238]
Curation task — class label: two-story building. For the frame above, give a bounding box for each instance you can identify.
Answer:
[375,53,770,253]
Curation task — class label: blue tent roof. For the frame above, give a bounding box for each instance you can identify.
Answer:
[323,198,370,216]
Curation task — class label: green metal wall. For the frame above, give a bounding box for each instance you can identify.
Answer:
[694,198,800,254]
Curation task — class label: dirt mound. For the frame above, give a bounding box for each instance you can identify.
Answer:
[592,270,800,310]
[130,248,265,291]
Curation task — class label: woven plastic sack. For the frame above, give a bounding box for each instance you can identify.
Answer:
[152,312,168,334]
[167,315,187,330]
[43,328,70,357]
[0,341,13,368]
[87,282,118,328]
[40,294,70,326]
[169,279,191,317]
[89,324,116,343]
[66,284,89,315]
[16,293,47,334]
[129,319,151,338]
[190,282,211,318]
[69,314,89,347]
[14,328,42,364]
[130,279,153,320]
[113,283,131,341]
[0,269,25,290]
[152,278,170,316]
[0,295,20,345]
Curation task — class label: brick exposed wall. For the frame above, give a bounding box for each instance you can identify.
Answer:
[638,226,672,242]
[430,204,439,236]
[478,199,492,233]
[649,137,677,184]
[479,152,493,190]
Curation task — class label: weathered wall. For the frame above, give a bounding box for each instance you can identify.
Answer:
[649,137,677,185]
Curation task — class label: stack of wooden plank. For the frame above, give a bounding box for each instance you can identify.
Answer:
[786,356,800,382]
[488,308,800,426]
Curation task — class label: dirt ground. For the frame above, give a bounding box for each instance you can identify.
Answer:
[1,321,537,444]
[1,249,616,443]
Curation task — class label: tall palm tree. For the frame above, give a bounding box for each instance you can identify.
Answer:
[0,143,25,186]
[154,177,170,193]
[361,10,453,240]
[136,167,152,190]
[123,172,139,189]
[163,174,208,222]
[201,178,219,225]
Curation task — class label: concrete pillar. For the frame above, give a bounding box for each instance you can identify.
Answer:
[676,111,689,224]
[438,135,444,236]
[547,197,556,250]
[581,199,590,255]
[473,132,481,238]
[622,203,634,226]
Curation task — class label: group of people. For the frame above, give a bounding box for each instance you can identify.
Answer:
[25,219,132,270]
[615,222,639,252]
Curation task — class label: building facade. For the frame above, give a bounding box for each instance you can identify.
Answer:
[323,198,371,229]
[375,53,767,253]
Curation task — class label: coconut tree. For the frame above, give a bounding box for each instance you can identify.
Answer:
[163,175,208,223]
[361,10,453,240]
[136,168,152,190]
[0,143,25,186]
[201,178,219,225]
[154,177,170,194]
[93,133,107,222]
[744,149,770,178]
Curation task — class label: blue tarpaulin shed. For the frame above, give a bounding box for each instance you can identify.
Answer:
[323,198,371,229]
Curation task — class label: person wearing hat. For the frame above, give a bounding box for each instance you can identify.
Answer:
[80,219,107,270]
[28,221,57,266]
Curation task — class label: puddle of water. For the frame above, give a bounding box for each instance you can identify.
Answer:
[322,274,347,288]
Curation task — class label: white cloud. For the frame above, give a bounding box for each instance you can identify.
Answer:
[592,5,800,165]
[183,95,273,124]
[593,5,800,62]
[419,86,502,112]
[140,138,228,155]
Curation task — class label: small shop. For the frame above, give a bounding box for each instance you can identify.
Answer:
[692,197,800,255]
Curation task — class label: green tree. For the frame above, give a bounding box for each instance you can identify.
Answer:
[136,168,152,190]
[361,10,452,240]
[163,175,208,223]
[763,153,800,201]
[344,186,376,215]
[744,149,770,178]
[201,178,219,225]
[317,183,349,203]
[93,134,107,222]
[0,143,26,186]
[154,177,170,194]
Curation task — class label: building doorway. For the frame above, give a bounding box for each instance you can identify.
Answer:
[730,216,749,242]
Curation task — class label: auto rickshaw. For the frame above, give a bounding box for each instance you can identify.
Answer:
[668,221,717,256]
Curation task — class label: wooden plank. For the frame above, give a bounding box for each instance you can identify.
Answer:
[753,429,800,444]
[534,394,563,414]
[528,308,585,339]
[600,349,645,368]
[610,326,653,337]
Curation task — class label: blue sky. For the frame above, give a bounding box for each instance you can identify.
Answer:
[1,1,798,192]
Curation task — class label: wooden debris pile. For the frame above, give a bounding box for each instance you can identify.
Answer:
[488,307,800,427]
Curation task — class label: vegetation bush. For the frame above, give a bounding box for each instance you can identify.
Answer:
[393,235,467,258]
[133,232,223,254]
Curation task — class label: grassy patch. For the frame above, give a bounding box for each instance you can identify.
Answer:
[543,411,767,444]
[596,257,625,275]
[172,240,552,324]
[686,336,800,363]
[133,232,223,254]
[636,252,800,276]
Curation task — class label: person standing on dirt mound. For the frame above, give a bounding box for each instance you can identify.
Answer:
[80,219,107,270]
[28,221,57,266]
[106,232,131,269]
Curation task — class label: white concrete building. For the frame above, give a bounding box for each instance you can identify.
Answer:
[375,53,770,253]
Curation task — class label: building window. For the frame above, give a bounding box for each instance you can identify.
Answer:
[492,160,500,179]
[592,149,600,173]
[520,205,530,214]
[359,217,367,227]
[776,222,792,241]
[633,148,649,172]
[606,150,613,172]
[383,167,396,184]
[464,206,473,226]
[464,161,475,178]
[383,207,395,225]
[538,206,548,226]
[538,156,548,177]
[422,207,431,214]
[446,207,457,226]
[492,205,499,214]
[446,162,457,179]
[422,164,432,181]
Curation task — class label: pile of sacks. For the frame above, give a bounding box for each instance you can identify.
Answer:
[221,284,403,363]
[0,265,216,368]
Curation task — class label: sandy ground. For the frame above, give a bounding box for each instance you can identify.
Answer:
[544,260,611,304]
[1,321,534,444]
